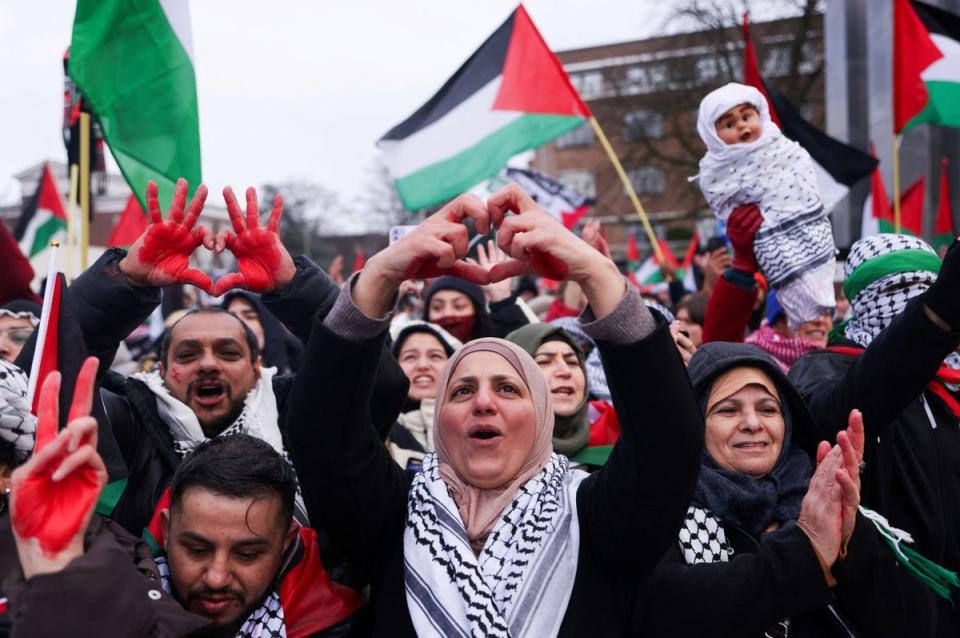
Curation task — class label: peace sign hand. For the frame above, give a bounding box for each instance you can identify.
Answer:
[119,179,214,292]
[11,357,106,577]
[212,187,296,296]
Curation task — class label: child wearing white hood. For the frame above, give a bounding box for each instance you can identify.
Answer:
[696,82,836,327]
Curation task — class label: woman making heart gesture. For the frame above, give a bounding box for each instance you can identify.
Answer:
[285,185,704,637]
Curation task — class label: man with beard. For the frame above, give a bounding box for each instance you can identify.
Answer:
[66,179,407,543]
[6,372,361,637]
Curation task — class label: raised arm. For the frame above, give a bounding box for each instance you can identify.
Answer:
[285,194,489,570]
[484,184,703,575]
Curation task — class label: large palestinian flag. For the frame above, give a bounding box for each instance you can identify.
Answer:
[69,0,202,210]
[14,164,67,259]
[743,16,877,213]
[898,1,960,132]
[379,5,591,211]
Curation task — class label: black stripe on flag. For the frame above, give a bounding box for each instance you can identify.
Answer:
[13,179,40,242]
[912,0,960,39]
[763,79,877,186]
[379,12,515,142]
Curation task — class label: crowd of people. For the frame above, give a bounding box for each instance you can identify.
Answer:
[0,85,958,637]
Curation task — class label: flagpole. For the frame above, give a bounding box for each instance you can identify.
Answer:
[26,241,60,410]
[587,115,667,268]
[893,134,903,234]
[79,112,91,270]
[67,164,79,280]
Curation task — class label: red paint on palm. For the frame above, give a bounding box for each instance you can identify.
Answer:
[529,249,568,280]
[13,359,102,558]
[138,223,209,286]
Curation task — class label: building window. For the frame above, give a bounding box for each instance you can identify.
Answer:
[571,71,605,99]
[624,65,649,94]
[625,166,666,196]
[798,42,819,74]
[763,46,791,78]
[622,109,663,141]
[558,170,596,198]
[647,63,669,88]
[556,122,595,149]
[695,56,719,84]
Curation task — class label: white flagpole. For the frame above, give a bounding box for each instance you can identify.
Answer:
[25,240,61,411]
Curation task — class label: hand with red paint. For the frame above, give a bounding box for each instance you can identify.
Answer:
[10,357,106,579]
[487,184,624,318]
[119,179,214,292]
[212,187,296,296]
[353,195,490,318]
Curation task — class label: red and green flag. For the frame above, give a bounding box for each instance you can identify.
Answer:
[895,0,950,132]
[379,5,591,211]
[935,157,956,251]
[14,164,67,259]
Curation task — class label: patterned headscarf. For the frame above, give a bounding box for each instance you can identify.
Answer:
[841,235,953,359]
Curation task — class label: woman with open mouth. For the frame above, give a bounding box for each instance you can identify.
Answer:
[285,184,704,637]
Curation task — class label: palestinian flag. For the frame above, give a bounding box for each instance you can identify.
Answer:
[624,233,642,287]
[860,144,890,238]
[898,1,960,132]
[379,5,591,211]
[743,15,877,212]
[14,164,67,259]
[504,167,595,228]
[633,236,698,292]
[69,0,202,210]
[862,158,925,237]
[106,195,149,248]
[935,157,955,251]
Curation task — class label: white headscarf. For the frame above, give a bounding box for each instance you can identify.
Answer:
[697,82,781,175]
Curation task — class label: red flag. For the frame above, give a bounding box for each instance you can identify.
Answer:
[681,232,700,270]
[742,14,782,127]
[935,157,955,251]
[106,195,148,247]
[351,247,366,273]
[0,220,40,305]
[894,0,943,132]
[27,273,63,414]
[870,143,891,222]
[655,238,680,269]
[887,177,926,236]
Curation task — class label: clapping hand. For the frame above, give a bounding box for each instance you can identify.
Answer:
[11,357,106,578]
[119,179,214,292]
[212,187,296,296]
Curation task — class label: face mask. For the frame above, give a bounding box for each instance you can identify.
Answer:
[435,315,476,343]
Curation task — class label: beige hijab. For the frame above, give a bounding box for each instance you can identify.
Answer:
[433,338,555,551]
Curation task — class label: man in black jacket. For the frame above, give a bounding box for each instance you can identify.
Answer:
[67,180,407,546]
[789,233,960,636]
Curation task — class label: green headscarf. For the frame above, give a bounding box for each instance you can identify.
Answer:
[505,323,590,456]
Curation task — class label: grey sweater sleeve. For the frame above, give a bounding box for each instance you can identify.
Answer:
[579,281,655,344]
[322,272,396,342]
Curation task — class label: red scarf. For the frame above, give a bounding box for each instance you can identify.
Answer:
[828,345,960,417]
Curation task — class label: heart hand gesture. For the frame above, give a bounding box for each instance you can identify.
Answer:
[11,357,106,577]
[119,179,214,292]
[212,187,296,296]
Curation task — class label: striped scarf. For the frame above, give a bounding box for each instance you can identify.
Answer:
[404,453,586,638]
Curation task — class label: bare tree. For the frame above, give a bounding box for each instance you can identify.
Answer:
[260,180,348,259]
[350,157,411,232]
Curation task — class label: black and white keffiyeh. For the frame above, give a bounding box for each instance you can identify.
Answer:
[156,554,286,638]
[696,83,835,327]
[843,235,956,363]
[404,453,587,638]
[0,359,36,461]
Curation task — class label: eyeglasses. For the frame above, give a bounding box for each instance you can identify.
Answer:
[0,327,34,346]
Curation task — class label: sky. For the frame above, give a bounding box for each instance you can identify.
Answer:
[1,1,676,208]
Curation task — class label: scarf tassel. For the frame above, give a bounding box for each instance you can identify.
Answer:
[860,506,960,602]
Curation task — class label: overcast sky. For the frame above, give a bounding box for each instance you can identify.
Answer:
[1,1,678,207]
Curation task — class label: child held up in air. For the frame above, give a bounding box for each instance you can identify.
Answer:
[696,82,836,328]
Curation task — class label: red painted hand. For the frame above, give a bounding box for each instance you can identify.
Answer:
[11,357,106,565]
[119,179,214,292]
[212,187,296,296]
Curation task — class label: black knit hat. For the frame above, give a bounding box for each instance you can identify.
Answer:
[422,276,486,312]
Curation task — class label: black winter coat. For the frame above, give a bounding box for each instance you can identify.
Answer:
[285,293,704,637]
[789,300,960,636]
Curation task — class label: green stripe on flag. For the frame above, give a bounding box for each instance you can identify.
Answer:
[95,478,128,516]
[907,80,960,130]
[394,114,583,210]
[69,0,201,210]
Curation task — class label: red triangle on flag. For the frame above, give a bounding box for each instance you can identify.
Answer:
[868,143,891,222]
[894,0,943,132]
[107,195,148,247]
[38,164,67,222]
[880,177,925,235]
[493,5,591,117]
